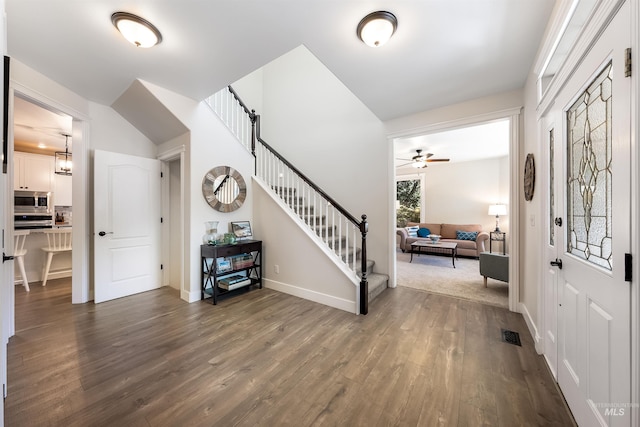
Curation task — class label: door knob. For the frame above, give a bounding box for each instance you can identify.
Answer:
[554,217,563,227]
[98,231,113,237]
[550,258,563,269]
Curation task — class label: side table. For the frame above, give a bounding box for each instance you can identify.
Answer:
[490,231,506,255]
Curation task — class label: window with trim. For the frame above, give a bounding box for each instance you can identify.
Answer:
[396,178,421,227]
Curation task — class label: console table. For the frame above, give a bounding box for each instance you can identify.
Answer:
[201,240,262,305]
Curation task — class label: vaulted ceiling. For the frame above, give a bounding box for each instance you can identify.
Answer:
[6,0,556,124]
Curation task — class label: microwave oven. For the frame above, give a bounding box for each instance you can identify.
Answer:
[14,190,52,214]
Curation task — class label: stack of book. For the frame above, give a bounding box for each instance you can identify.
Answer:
[218,274,251,290]
[231,254,254,269]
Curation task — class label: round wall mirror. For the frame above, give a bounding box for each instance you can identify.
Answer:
[202,166,246,212]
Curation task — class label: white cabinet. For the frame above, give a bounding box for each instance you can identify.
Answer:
[14,152,54,192]
[54,174,72,206]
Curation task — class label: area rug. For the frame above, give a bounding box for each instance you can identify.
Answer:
[396,250,509,308]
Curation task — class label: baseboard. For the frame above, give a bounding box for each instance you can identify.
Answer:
[519,302,543,354]
[15,270,71,285]
[182,288,201,303]
[264,278,356,314]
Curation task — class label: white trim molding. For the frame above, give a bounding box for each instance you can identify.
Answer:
[519,302,543,354]
[264,278,356,314]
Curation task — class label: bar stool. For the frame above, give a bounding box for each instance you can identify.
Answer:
[14,230,30,292]
[41,229,72,287]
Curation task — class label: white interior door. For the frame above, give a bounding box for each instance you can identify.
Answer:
[554,2,631,425]
[94,150,161,303]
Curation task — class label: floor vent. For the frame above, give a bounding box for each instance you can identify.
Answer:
[501,329,522,346]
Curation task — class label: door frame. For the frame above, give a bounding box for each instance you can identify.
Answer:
[387,107,522,311]
[9,81,91,309]
[158,145,186,300]
[535,0,639,423]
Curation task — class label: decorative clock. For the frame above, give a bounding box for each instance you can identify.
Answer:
[524,153,535,201]
[202,166,246,212]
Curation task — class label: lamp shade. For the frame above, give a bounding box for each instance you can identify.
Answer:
[357,11,397,47]
[488,204,507,216]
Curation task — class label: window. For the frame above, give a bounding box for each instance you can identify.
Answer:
[396,178,421,227]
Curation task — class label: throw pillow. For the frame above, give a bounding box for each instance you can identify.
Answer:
[456,230,478,241]
[406,226,419,237]
[417,227,431,237]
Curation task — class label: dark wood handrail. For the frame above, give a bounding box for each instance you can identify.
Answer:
[254,118,362,227]
[227,86,255,118]
[226,85,369,314]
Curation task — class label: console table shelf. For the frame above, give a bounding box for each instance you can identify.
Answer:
[201,240,262,305]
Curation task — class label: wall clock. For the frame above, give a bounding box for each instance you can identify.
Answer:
[202,166,246,212]
[524,153,535,201]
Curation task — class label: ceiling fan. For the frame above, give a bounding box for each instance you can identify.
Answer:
[396,149,450,168]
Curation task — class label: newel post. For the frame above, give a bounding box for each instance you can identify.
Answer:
[250,110,257,156]
[250,110,258,174]
[359,214,368,315]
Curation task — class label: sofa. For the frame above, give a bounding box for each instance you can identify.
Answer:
[397,222,489,258]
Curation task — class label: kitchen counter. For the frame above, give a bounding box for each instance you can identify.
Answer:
[13,228,72,286]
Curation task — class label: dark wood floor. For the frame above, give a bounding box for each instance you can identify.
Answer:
[5,279,575,426]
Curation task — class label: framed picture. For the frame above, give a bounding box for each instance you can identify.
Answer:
[216,258,232,273]
[230,221,252,239]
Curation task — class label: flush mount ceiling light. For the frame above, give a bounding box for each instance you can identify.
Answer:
[357,11,397,47]
[111,12,162,48]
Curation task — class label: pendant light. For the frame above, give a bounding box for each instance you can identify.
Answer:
[55,134,72,176]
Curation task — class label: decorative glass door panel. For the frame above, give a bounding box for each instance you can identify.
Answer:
[566,62,612,270]
[549,128,555,246]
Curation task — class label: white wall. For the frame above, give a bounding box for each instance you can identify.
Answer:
[89,102,157,157]
[138,80,255,302]
[399,156,510,235]
[232,68,264,115]
[385,90,523,136]
[253,184,357,312]
[520,68,542,327]
[258,46,390,275]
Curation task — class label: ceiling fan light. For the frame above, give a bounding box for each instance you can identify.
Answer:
[112,12,162,48]
[357,11,397,47]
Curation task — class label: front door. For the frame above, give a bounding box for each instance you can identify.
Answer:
[543,107,561,380]
[94,150,162,303]
[553,2,631,425]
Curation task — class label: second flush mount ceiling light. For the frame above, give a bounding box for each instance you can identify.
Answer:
[357,11,398,48]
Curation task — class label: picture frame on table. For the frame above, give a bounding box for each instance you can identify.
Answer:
[230,221,252,240]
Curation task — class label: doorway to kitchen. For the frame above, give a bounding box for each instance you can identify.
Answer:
[12,94,73,298]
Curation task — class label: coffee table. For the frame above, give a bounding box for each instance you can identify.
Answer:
[410,241,458,268]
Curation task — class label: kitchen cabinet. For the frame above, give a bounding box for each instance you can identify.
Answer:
[14,152,54,192]
[54,174,72,206]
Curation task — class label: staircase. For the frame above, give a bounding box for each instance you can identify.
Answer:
[273,186,389,306]
[207,86,388,313]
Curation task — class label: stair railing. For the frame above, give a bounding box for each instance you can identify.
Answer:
[206,86,369,315]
